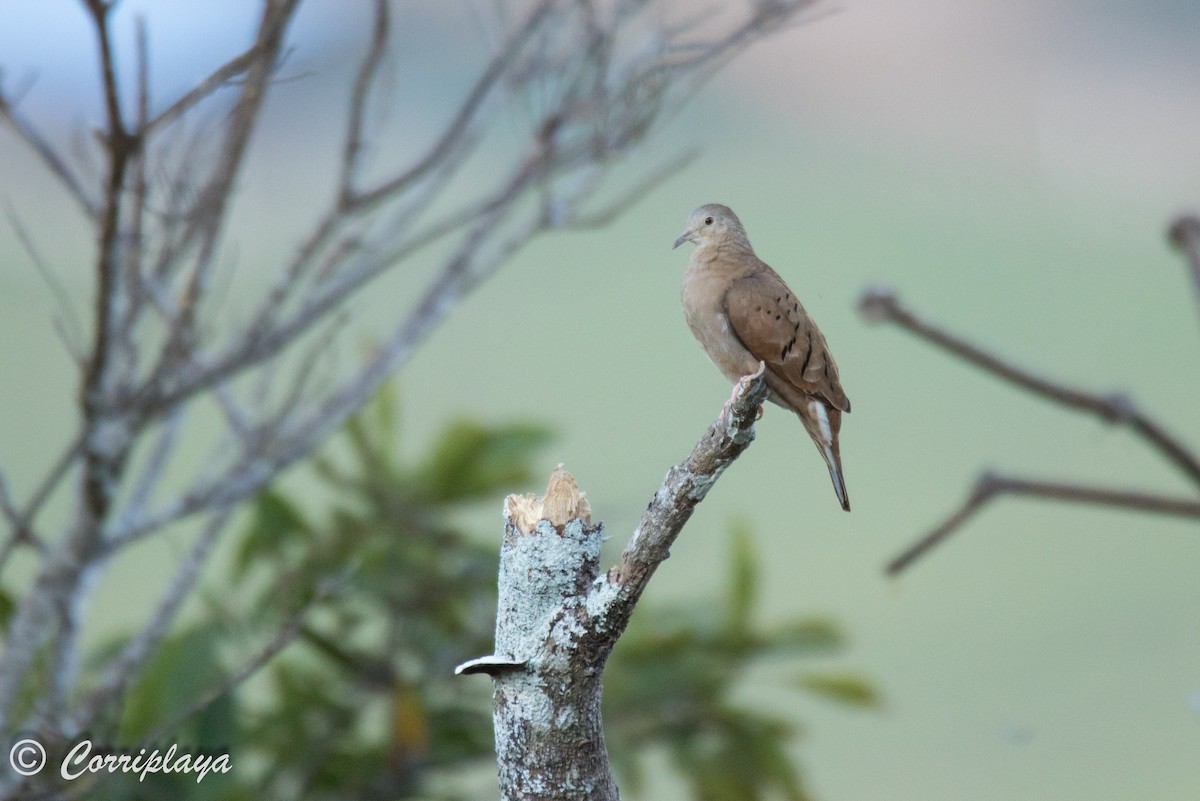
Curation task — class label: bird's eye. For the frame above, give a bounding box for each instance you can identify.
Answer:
[704,216,714,225]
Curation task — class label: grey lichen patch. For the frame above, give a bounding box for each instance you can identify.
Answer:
[495,510,604,663]
[585,577,621,629]
[686,466,725,500]
[544,606,588,671]
[505,464,592,534]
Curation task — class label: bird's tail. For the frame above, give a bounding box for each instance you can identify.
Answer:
[800,399,850,512]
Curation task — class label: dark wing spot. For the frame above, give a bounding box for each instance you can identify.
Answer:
[793,322,800,332]
[799,344,813,375]
[775,314,781,320]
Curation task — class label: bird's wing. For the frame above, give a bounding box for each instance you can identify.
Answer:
[723,264,850,412]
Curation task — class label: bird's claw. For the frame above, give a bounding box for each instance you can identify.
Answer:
[721,363,767,422]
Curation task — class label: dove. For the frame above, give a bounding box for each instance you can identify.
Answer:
[674,203,851,511]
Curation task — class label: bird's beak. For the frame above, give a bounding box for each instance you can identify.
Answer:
[672,229,693,250]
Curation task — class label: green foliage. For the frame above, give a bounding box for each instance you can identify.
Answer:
[222,386,548,800]
[94,384,873,801]
[0,586,13,635]
[117,625,236,746]
[795,674,880,708]
[603,521,875,801]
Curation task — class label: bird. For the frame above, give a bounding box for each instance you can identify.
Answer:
[673,203,851,511]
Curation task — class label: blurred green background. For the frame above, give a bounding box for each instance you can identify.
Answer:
[2,1,1199,799]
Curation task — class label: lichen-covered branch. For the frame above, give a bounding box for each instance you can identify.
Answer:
[458,368,767,801]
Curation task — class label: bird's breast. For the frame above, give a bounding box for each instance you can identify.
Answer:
[681,267,758,383]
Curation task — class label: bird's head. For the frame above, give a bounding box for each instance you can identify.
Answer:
[672,203,750,251]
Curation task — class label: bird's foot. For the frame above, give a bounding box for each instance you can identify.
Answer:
[721,362,767,421]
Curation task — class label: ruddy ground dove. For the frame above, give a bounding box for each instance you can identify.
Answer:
[674,203,851,511]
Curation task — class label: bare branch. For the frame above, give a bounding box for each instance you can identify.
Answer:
[78,0,141,529]
[0,472,22,537]
[589,364,769,636]
[339,0,390,200]
[0,86,99,217]
[887,471,1200,575]
[549,148,699,230]
[0,0,823,763]
[139,0,301,404]
[122,408,186,522]
[129,146,543,424]
[144,42,265,135]
[82,0,127,140]
[2,202,85,361]
[115,205,543,543]
[73,509,228,733]
[1167,214,1200,332]
[859,286,1200,489]
[110,16,152,389]
[355,0,557,210]
[11,434,82,546]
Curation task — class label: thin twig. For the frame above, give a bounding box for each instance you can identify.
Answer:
[0,88,99,217]
[145,573,342,743]
[79,0,139,526]
[130,148,543,422]
[887,471,1200,575]
[859,287,1200,489]
[339,0,390,200]
[0,473,22,535]
[120,407,187,526]
[0,460,47,574]
[112,16,152,389]
[73,509,229,733]
[140,0,300,406]
[3,202,86,360]
[11,437,81,545]
[354,0,556,210]
[1168,214,1200,334]
[144,42,264,135]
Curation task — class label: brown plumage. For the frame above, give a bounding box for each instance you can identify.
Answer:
[673,203,851,511]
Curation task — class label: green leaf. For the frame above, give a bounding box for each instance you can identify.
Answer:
[419,420,551,503]
[367,378,400,449]
[119,625,235,745]
[760,618,844,655]
[796,672,880,708]
[724,518,758,633]
[0,586,13,636]
[342,379,402,481]
[233,489,311,580]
